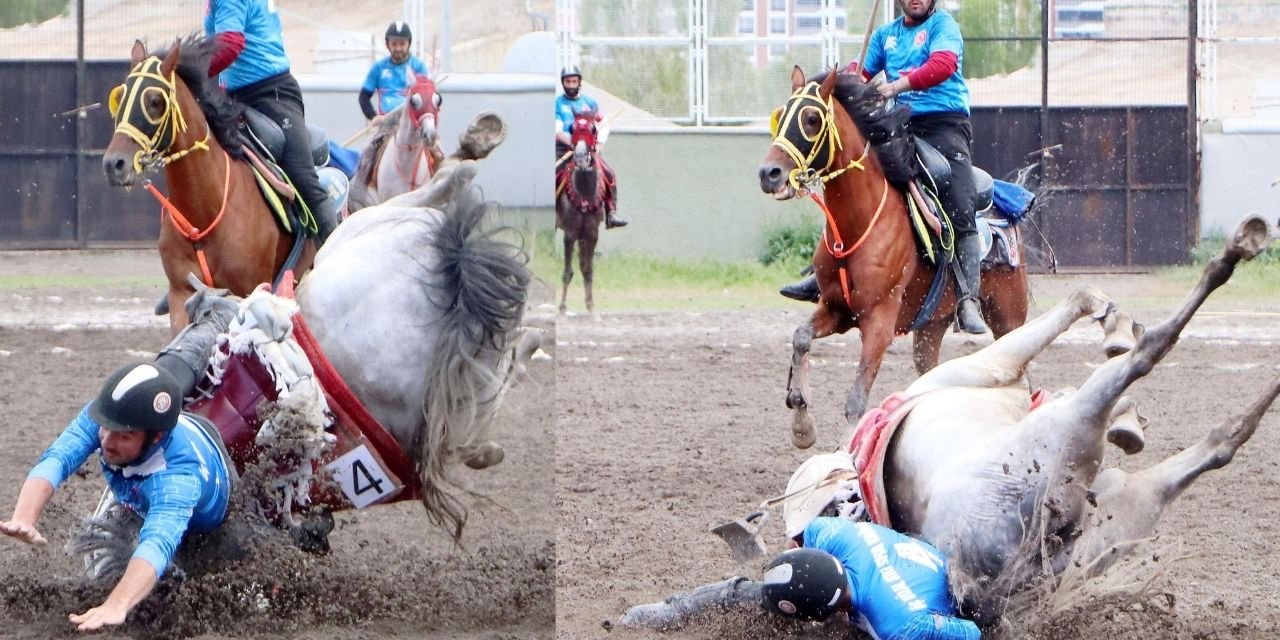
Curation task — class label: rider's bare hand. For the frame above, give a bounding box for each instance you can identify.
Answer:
[0,519,48,546]
[369,114,387,128]
[69,603,128,632]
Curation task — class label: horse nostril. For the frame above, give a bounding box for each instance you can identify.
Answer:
[759,165,783,188]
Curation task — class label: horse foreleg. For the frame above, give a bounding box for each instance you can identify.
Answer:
[786,322,818,449]
[580,232,600,322]
[845,307,897,425]
[559,234,575,316]
[905,285,1114,396]
[1073,373,1280,575]
[786,307,842,449]
[166,289,193,335]
[1070,214,1272,426]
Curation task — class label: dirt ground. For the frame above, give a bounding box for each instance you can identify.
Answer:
[0,250,555,639]
[556,277,1280,639]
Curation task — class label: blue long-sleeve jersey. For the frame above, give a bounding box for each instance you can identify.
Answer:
[28,404,232,577]
[804,517,977,640]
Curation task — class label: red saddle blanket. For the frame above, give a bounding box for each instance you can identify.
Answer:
[185,312,419,512]
[846,388,1046,527]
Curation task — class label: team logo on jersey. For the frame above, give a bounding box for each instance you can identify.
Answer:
[914,30,927,47]
[885,36,897,50]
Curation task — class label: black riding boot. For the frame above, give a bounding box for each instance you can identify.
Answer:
[955,233,990,334]
[619,577,761,630]
[605,209,628,229]
[779,273,820,303]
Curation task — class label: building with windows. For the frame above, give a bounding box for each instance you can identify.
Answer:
[736,0,847,66]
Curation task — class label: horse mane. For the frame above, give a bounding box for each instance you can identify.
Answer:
[152,34,247,160]
[812,70,918,184]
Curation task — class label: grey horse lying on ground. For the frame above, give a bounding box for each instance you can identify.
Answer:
[623,214,1279,629]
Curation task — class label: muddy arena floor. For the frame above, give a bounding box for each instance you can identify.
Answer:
[556,279,1280,639]
[4,251,1280,639]
[0,251,555,640]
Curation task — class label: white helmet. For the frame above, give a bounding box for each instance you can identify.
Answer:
[781,452,860,539]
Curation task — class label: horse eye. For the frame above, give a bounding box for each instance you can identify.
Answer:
[804,111,820,127]
[432,93,442,109]
[410,94,423,109]
[146,93,164,110]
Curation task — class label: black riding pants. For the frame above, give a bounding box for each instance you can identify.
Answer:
[229,72,328,213]
[910,113,977,238]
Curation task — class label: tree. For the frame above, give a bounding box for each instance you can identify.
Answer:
[954,0,1040,79]
[0,0,69,29]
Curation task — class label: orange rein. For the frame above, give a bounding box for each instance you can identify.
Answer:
[144,150,232,287]
[811,174,889,312]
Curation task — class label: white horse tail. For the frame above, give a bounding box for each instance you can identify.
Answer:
[416,185,530,540]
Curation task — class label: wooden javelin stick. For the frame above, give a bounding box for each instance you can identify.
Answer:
[855,0,884,79]
[341,102,406,147]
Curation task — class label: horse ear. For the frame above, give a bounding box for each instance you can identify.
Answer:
[818,66,838,99]
[130,40,146,65]
[790,65,805,92]
[160,40,181,76]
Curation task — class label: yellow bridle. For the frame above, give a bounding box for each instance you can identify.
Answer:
[769,81,869,193]
[108,56,209,175]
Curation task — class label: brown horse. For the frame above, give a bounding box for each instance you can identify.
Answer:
[758,66,1030,448]
[556,112,607,320]
[103,37,315,334]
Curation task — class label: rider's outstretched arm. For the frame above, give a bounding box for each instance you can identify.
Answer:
[0,477,54,546]
[68,557,159,631]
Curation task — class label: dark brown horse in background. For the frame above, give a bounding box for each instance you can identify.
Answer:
[556,112,607,320]
[103,38,315,334]
[758,66,1030,448]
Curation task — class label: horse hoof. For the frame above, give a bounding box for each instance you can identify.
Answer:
[1102,310,1138,358]
[1227,214,1272,260]
[1106,398,1149,455]
[460,441,505,470]
[792,413,816,449]
[1107,424,1145,455]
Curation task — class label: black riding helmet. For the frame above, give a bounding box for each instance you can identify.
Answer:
[88,362,182,433]
[761,548,849,621]
[560,64,582,80]
[385,21,413,42]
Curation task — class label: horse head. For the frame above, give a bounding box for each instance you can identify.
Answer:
[758,65,847,200]
[404,76,441,149]
[103,40,190,186]
[570,111,599,153]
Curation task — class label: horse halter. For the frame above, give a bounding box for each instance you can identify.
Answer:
[108,56,208,174]
[769,81,869,194]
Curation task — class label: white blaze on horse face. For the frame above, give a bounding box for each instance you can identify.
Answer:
[418,113,438,147]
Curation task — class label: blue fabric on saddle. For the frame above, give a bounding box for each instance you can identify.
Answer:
[992,179,1035,224]
[326,142,360,178]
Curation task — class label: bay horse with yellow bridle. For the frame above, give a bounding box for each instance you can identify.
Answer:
[758,66,1029,448]
[103,37,316,334]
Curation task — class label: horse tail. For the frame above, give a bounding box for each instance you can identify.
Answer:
[416,186,529,541]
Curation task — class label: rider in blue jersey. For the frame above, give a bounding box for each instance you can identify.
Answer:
[205,0,339,244]
[556,65,627,229]
[763,517,981,639]
[779,0,989,335]
[0,363,233,632]
[359,22,432,122]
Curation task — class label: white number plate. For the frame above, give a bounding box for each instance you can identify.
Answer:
[326,444,397,509]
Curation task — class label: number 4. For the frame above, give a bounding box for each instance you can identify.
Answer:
[351,459,386,496]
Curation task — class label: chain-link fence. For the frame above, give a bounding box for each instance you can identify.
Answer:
[0,0,552,73]
[557,0,1280,125]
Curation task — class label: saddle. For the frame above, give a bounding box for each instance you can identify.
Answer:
[237,108,350,236]
[184,287,417,520]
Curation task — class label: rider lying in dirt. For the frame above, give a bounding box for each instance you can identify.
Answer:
[0,362,233,632]
[622,513,982,639]
[763,518,981,639]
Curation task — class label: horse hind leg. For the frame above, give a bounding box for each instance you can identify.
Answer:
[580,231,601,322]
[1073,372,1280,574]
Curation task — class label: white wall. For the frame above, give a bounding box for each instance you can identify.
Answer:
[1200,122,1280,238]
